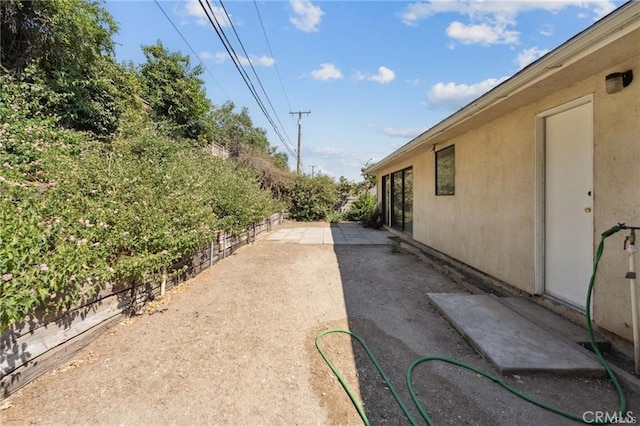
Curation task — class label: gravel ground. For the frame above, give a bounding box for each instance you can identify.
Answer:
[1,222,638,425]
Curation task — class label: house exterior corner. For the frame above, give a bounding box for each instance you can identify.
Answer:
[368,2,640,341]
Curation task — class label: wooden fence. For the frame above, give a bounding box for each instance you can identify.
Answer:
[0,212,286,399]
[210,143,230,160]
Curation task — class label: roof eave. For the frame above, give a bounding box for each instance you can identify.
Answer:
[367,1,640,174]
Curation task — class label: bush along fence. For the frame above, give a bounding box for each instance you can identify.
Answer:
[0,212,286,399]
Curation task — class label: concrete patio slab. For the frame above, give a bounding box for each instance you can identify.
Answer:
[266,223,393,245]
[428,293,605,375]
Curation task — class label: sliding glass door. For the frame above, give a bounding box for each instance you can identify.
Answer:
[384,167,413,234]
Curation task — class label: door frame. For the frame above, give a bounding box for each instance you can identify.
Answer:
[534,94,594,298]
[382,174,390,226]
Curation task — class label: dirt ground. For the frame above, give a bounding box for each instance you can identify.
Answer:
[1,222,639,425]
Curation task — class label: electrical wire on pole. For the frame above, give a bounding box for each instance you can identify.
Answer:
[198,0,297,160]
[290,111,310,174]
[154,0,229,100]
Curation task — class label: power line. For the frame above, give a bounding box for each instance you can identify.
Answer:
[153,0,229,100]
[199,0,296,159]
[251,0,296,157]
[252,0,292,114]
[218,0,294,155]
[217,0,296,157]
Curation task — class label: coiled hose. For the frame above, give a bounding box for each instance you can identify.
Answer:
[315,225,628,425]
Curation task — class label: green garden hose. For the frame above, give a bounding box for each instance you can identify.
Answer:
[315,225,628,425]
[315,329,419,426]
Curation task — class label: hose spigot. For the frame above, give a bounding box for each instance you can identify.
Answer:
[626,229,637,253]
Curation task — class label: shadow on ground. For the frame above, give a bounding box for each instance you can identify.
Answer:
[325,224,639,425]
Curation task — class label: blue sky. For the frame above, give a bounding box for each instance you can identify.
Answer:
[104,0,624,181]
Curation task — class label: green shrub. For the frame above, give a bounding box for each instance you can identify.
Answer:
[346,193,382,228]
[288,175,339,221]
[0,94,279,330]
[0,0,297,330]
[362,208,383,229]
[326,211,344,223]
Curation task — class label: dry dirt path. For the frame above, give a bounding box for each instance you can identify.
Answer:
[1,222,638,425]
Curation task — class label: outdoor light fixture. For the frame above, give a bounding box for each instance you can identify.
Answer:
[605,70,633,94]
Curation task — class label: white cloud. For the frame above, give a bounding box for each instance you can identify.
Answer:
[175,0,231,27]
[591,2,617,20]
[244,55,276,67]
[353,71,366,81]
[306,145,373,180]
[515,47,550,69]
[446,21,519,45]
[399,1,617,45]
[539,24,554,37]
[214,52,275,67]
[312,146,347,156]
[308,63,342,81]
[200,51,213,60]
[215,52,229,63]
[354,66,396,84]
[289,0,324,33]
[178,0,208,26]
[399,1,463,26]
[369,66,396,84]
[380,127,426,138]
[427,76,509,110]
[399,1,617,26]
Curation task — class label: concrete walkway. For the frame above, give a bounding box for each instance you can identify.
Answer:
[267,222,393,245]
[270,223,637,386]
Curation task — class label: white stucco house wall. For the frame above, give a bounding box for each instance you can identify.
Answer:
[367,1,640,341]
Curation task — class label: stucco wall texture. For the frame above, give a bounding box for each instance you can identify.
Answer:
[376,54,640,340]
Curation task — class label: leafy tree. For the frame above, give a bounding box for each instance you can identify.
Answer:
[337,176,356,195]
[139,41,214,143]
[269,147,289,171]
[212,101,270,156]
[1,0,117,75]
[236,148,294,202]
[361,159,377,191]
[288,175,339,221]
[1,0,127,137]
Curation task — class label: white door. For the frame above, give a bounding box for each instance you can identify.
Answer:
[544,101,593,309]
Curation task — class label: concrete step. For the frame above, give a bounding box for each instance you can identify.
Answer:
[497,296,611,351]
[428,293,605,376]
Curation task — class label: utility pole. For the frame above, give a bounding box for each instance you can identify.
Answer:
[290,110,311,174]
[311,165,318,178]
